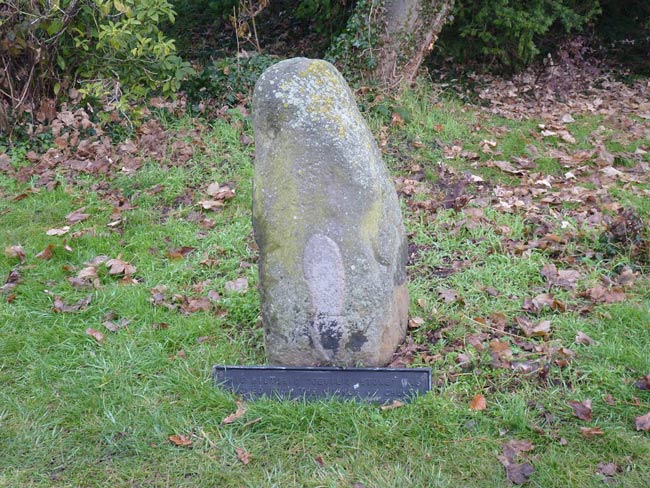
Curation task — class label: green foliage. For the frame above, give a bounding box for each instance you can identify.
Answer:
[326,0,380,82]
[0,0,193,130]
[183,53,277,106]
[295,0,354,38]
[438,0,601,71]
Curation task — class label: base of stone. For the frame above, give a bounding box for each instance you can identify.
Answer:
[213,365,431,404]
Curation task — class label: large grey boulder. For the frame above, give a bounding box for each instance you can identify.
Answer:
[252,58,408,367]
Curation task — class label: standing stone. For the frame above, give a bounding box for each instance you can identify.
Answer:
[252,58,408,367]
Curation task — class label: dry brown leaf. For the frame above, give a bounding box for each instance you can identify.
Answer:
[390,112,404,127]
[437,287,461,304]
[85,328,104,342]
[635,375,650,390]
[469,393,487,411]
[235,447,250,464]
[584,285,626,304]
[103,317,130,332]
[1,269,22,295]
[603,394,617,406]
[596,462,621,478]
[635,412,650,431]
[498,440,535,485]
[165,246,196,260]
[106,256,136,276]
[46,226,71,236]
[488,160,525,175]
[504,463,534,485]
[206,183,236,200]
[516,317,551,338]
[580,426,604,437]
[541,264,581,290]
[168,434,193,447]
[225,277,249,294]
[5,245,26,262]
[53,294,92,313]
[575,331,596,346]
[66,207,90,225]
[36,244,55,260]
[199,199,225,210]
[380,400,404,411]
[568,399,592,421]
[616,267,637,287]
[222,400,248,424]
[408,316,424,329]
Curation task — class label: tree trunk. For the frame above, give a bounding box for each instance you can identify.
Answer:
[374,0,454,87]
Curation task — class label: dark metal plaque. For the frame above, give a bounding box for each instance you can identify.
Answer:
[213,365,431,403]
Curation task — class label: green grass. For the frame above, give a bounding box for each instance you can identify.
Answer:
[1,84,650,487]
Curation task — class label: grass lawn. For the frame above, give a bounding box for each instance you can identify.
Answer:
[1,78,650,486]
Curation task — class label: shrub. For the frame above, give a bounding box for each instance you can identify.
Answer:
[437,0,601,71]
[0,0,193,133]
[183,53,277,106]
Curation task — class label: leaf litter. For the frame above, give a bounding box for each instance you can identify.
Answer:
[3,65,648,483]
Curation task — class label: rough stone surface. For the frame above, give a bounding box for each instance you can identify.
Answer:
[252,58,408,367]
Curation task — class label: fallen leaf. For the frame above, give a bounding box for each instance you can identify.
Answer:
[603,394,616,406]
[77,265,100,284]
[222,400,247,424]
[522,293,553,313]
[568,399,592,421]
[517,317,552,338]
[616,267,637,287]
[103,317,130,332]
[199,199,225,210]
[105,256,136,276]
[85,328,104,342]
[469,393,487,411]
[635,412,650,431]
[4,245,26,262]
[53,294,92,313]
[596,462,620,477]
[580,426,604,437]
[188,297,214,313]
[635,375,650,390]
[46,226,70,236]
[541,264,581,290]
[225,277,249,294]
[437,287,461,304]
[235,447,250,464]
[36,244,55,260]
[600,166,624,178]
[498,440,535,485]
[408,316,424,329]
[504,462,534,485]
[584,285,626,304]
[575,331,596,346]
[489,160,525,175]
[168,434,192,447]
[166,246,196,260]
[65,207,90,224]
[390,111,404,126]
[206,183,236,200]
[381,400,404,411]
[1,269,22,294]
[240,133,253,145]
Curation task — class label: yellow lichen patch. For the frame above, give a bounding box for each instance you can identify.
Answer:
[358,196,383,243]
